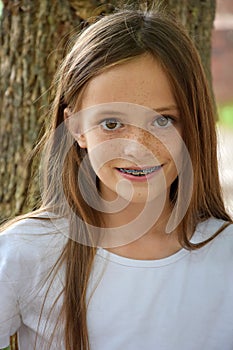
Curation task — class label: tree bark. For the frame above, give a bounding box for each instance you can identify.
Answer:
[0,0,216,222]
[164,0,216,90]
[0,0,81,222]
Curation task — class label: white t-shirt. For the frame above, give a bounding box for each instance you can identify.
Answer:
[0,214,233,350]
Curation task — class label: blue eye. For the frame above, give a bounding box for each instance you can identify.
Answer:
[100,119,123,130]
[153,115,174,128]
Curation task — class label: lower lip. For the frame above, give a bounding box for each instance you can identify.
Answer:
[116,166,163,182]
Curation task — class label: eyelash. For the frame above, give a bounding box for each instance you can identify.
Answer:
[99,119,124,131]
[99,115,176,131]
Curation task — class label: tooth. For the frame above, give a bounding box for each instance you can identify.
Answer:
[118,166,161,176]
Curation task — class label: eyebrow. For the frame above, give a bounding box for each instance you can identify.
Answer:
[153,105,178,112]
[98,111,126,116]
[92,105,179,116]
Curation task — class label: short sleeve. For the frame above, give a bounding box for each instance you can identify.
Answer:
[0,236,21,348]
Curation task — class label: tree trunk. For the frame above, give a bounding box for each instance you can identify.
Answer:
[0,0,216,222]
[164,0,216,91]
[0,0,82,222]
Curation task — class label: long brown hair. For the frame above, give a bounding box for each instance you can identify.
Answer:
[5,8,232,350]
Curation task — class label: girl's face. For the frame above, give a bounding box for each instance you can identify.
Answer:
[72,54,182,205]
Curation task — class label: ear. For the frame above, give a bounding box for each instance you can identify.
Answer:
[64,107,87,149]
[63,107,72,121]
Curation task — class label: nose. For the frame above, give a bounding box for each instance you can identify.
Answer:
[122,128,157,163]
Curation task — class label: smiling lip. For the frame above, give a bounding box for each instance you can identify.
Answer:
[115,165,164,182]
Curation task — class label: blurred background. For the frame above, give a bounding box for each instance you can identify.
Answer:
[213,0,233,216]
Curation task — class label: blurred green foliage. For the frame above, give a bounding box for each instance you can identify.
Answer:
[218,102,233,128]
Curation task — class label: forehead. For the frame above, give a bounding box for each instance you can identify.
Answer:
[80,53,176,110]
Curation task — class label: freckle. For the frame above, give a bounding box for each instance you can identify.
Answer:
[138,136,143,143]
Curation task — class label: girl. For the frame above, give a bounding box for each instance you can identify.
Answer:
[0,8,233,350]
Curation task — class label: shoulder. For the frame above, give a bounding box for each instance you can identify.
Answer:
[194,217,233,240]
[1,211,69,235]
[1,211,69,238]
[1,211,69,244]
[193,217,233,258]
[0,212,69,277]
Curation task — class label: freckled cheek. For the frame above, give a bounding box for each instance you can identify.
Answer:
[85,127,118,146]
[150,138,183,165]
[85,132,103,151]
[153,128,183,154]
[85,134,123,173]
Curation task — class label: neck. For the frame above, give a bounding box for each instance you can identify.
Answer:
[98,191,182,259]
[102,196,171,230]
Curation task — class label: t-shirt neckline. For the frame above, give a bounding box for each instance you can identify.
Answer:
[96,218,224,268]
[96,245,189,267]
